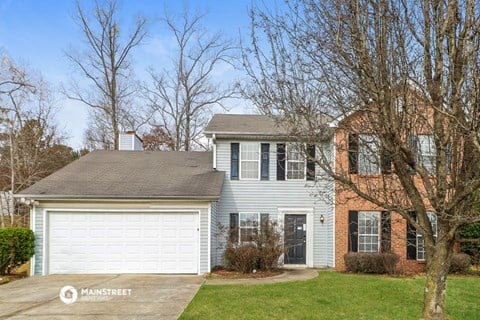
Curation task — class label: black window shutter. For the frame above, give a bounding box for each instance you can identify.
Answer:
[406,211,417,260]
[381,211,391,252]
[445,144,451,174]
[348,211,358,252]
[348,133,359,174]
[261,143,270,180]
[276,143,286,181]
[230,143,239,180]
[260,213,269,232]
[229,213,239,243]
[407,135,418,174]
[380,149,392,174]
[306,144,316,181]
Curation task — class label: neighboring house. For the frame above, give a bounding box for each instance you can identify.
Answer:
[204,114,335,269]
[333,105,440,274]
[15,132,224,275]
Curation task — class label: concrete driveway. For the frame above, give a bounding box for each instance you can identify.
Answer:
[0,274,203,320]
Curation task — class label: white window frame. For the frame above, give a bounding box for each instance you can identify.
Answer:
[417,135,436,174]
[239,212,260,242]
[358,211,380,253]
[416,212,438,261]
[286,144,306,180]
[358,134,380,175]
[239,142,260,180]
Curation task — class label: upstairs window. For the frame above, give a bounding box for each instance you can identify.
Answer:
[349,133,391,175]
[417,135,436,174]
[286,144,305,180]
[240,143,260,180]
[358,134,380,174]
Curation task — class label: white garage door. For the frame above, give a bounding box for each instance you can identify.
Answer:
[48,212,199,274]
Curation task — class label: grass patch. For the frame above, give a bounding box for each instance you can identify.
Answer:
[180,271,480,320]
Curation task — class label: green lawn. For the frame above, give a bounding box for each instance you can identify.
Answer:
[180,272,480,320]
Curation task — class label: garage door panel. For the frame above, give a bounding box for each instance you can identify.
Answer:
[49,212,199,274]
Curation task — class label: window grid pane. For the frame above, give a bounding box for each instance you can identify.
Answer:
[416,212,438,260]
[240,213,259,242]
[240,143,259,179]
[358,211,380,253]
[287,145,305,180]
[358,134,380,174]
[418,135,436,174]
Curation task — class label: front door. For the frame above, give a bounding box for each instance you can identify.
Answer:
[284,214,306,264]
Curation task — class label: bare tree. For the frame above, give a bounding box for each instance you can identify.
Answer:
[144,8,237,151]
[66,0,147,150]
[244,1,480,319]
[0,56,73,226]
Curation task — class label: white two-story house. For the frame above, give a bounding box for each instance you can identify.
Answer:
[204,114,335,268]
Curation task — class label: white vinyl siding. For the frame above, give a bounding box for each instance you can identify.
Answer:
[240,143,260,180]
[358,134,380,174]
[214,139,335,268]
[286,144,306,180]
[358,211,380,252]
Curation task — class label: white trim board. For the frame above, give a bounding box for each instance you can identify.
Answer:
[278,207,314,268]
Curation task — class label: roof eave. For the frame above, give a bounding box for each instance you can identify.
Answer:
[13,194,222,201]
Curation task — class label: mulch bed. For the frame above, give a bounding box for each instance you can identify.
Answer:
[0,273,27,285]
[207,267,283,279]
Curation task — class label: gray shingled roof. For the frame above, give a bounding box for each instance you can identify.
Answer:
[204,114,286,136]
[17,151,224,200]
[204,114,333,138]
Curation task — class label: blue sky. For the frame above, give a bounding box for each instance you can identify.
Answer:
[0,0,258,149]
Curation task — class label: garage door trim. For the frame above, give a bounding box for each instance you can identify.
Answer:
[43,208,201,275]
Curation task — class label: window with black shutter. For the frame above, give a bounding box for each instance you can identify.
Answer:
[348,211,358,252]
[381,211,391,252]
[348,133,359,174]
[261,143,269,180]
[306,144,316,181]
[230,143,239,180]
[276,143,286,180]
[229,213,239,243]
[406,212,417,260]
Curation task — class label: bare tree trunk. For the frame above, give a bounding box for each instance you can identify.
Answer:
[423,239,453,320]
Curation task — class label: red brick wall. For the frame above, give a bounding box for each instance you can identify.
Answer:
[334,126,427,274]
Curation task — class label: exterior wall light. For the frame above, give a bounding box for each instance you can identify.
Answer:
[320,215,325,224]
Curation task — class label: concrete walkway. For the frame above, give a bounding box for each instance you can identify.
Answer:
[205,268,319,285]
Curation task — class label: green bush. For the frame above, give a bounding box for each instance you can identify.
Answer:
[449,253,472,274]
[459,222,480,265]
[344,252,399,274]
[0,228,35,275]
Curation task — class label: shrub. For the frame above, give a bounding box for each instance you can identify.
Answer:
[222,220,284,273]
[344,252,399,274]
[255,220,283,271]
[449,253,472,274]
[223,244,259,273]
[0,228,35,275]
[459,222,480,265]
